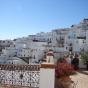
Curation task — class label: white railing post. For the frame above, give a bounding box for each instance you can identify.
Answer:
[40,63,55,88]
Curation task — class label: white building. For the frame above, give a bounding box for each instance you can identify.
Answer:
[0,19,88,65]
[65,19,88,53]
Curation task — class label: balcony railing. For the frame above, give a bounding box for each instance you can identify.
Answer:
[0,64,40,88]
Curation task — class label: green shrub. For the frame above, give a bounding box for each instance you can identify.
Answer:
[81,52,88,64]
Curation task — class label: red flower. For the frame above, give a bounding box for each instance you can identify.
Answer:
[55,62,75,78]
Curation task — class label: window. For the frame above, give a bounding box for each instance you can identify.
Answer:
[69,43,72,46]
[34,55,35,59]
[69,47,73,52]
[83,40,85,43]
[74,34,76,37]
[20,50,22,52]
[66,47,67,50]
[3,41,5,43]
[68,36,70,39]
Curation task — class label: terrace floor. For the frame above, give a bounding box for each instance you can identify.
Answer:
[70,71,88,88]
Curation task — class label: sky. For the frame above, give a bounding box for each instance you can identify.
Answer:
[0,0,88,40]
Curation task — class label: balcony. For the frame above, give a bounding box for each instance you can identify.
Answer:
[77,36,86,39]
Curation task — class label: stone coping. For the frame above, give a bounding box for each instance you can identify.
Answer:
[0,64,40,71]
[40,63,55,69]
[0,63,55,70]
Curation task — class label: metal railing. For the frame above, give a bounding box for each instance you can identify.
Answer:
[0,64,40,88]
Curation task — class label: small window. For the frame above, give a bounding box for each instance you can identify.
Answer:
[66,47,67,50]
[3,41,5,43]
[83,40,85,43]
[68,36,70,39]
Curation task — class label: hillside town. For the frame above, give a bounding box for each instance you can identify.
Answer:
[0,19,88,88]
[0,19,88,67]
[0,0,88,87]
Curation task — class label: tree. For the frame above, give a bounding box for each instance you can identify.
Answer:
[81,52,88,70]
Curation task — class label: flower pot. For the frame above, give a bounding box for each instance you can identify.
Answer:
[58,76,72,88]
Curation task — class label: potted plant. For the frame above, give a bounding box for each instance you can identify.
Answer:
[55,59,75,88]
[55,63,75,78]
[81,51,88,70]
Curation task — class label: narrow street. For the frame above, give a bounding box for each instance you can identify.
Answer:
[70,72,88,88]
